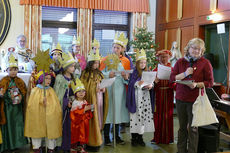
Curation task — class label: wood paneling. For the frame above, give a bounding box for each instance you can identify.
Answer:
[167,28,178,50]
[198,0,211,16]
[218,0,230,12]
[156,31,166,50]
[182,0,194,19]
[168,0,178,22]
[156,0,166,24]
[181,26,194,56]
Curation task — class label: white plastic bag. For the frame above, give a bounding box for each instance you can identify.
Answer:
[191,88,219,127]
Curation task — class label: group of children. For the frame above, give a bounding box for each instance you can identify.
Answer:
[0,32,175,153]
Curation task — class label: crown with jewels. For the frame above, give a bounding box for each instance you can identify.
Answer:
[92,38,100,48]
[113,32,128,48]
[136,49,147,61]
[71,78,85,94]
[72,35,81,46]
[7,54,18,68]
[51,43,62,55]
[87,49,101,62]
[58,52,75,69]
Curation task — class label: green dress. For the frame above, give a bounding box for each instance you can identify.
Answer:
[0,79,27,151]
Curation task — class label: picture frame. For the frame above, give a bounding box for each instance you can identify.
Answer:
[0,0,11,45]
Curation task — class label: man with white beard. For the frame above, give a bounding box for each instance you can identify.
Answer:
[3,35,34,73]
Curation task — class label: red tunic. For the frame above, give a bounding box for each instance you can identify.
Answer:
[70,101,93,145]
[153,63,174,144]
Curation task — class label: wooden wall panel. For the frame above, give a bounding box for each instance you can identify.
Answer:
[181,26,194,56]
[167,28,178,50]
[156,0,166,24]
[168,0,178,22]
[198,0,210,16]
[156,31,166,50]
[182,0,194,19]
[218,0,230,12]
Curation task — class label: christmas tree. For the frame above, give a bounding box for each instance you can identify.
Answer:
[129,27,158,70]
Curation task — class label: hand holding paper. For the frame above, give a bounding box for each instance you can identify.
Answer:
[99,77,116,89]
[141,71,157,86]
[157,64,171,80]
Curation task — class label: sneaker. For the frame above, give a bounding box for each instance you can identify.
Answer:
[77,146,88,153]
[150,139,156,144]
[48,149,55,153]
[33,148,42,153]
[116,137,125,145]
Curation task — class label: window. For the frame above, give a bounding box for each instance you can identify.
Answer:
[42,7,77,52]
[93,10,130,56]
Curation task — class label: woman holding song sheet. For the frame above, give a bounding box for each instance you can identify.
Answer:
[170,38,214,153]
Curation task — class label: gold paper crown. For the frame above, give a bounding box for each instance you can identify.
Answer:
[113,32,128,48]
[58,52,75,69]
[72,35,81,46]
[136,49,147,61]
[87,49,101,62]
[71,78,85,94]
[7,54,18,68]
[51,43,62,55]
[92,38,100,48]
[35,70,49,82]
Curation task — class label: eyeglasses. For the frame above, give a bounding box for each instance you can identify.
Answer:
[190,46,201,51]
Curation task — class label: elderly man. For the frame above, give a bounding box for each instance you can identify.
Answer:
[4,35,34,73]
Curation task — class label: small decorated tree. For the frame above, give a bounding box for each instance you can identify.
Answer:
[129,27,158,70]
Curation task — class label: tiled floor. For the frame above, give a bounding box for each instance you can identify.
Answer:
[2,116,230,153]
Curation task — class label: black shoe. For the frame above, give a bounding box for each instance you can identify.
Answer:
[138,140,146,146]
[131,139,138,146]
[85,145,100,152]
[104,137,112,146]
[116,137,125,145]
[137,134,145,146]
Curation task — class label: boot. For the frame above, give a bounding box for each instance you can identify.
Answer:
[104,124,112,146]
[131,133,138,146]
[115,124,125,145]
[137,134,145,146]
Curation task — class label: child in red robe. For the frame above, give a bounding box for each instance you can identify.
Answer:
[70,78,93,153]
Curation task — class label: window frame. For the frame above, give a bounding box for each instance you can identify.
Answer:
[92,10,131,51]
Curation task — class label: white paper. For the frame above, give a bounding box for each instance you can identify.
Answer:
[99,77,116,89]
[217,23,225,34]
[175,80,194,85]
[157,64,171,80]
[141,71,157,86]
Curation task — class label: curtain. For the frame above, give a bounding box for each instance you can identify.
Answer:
[20,0,149,13]
[24,5,41,54]
[77,8,93,57]
[132,12,147,36]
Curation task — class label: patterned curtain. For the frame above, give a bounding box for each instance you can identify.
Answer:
[132,12,147,36]
[24,5,41,54]
[77,8,93,57]
[20,0,149,13]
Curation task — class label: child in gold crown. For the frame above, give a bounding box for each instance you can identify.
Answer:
[24,71,62,153]
[70,78,93,153]
[80,43,108,151]
[54,52,76,152]
[0,54,27,152]
[126,49,155,147]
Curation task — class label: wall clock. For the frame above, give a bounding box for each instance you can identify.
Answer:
[0,0,11,45]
